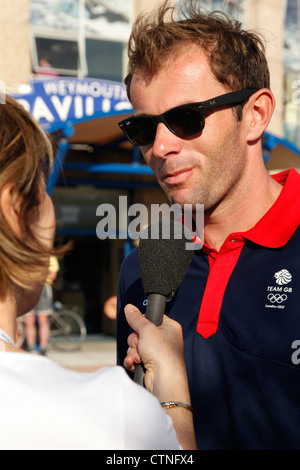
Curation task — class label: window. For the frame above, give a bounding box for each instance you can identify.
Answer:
[86,39,123,81]
[30,0,133,81]
[34,37,80,75]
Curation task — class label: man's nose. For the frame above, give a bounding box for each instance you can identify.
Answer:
[151,122,183,158]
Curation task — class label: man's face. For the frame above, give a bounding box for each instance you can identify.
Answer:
[130,45,249,214]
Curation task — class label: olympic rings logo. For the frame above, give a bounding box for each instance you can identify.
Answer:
[267,293,288,304]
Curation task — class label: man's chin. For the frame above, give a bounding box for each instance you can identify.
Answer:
[169,188,194,207]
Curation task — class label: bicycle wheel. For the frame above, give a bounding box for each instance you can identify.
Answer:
[50,309,87,352]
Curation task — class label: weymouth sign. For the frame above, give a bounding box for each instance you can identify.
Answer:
[12,77,133,132]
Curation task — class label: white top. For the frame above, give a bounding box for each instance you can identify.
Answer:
[0,352,180,450]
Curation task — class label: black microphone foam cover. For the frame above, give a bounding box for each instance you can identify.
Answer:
[138,220,194,298]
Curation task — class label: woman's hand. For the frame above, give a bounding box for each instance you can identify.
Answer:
[124,304,186,397]
[123,303,197,450]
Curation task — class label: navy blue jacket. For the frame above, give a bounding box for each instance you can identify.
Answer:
[117,169,300,449]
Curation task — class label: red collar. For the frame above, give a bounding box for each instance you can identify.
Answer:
[199,169,300,253]
[242,168,300,248]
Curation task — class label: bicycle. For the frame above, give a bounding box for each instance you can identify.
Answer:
[16,301,87,352]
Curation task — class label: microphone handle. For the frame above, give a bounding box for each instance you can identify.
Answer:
[134,293,167,386]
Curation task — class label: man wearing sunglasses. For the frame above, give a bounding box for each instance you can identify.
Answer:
[116,1,300,450]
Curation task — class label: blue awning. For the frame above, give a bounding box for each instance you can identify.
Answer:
[12,77,133,137]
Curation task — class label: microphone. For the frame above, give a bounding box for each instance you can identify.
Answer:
[134,219,194,385]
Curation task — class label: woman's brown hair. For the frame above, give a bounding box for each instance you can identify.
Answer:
[0,95,65,296]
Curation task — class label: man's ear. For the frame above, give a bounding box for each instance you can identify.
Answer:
[0,184,22,239]
[245,88,275,142]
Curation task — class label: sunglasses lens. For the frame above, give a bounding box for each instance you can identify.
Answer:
[126,117,156,146]
[121,105,205,145]
[167,106,204,136]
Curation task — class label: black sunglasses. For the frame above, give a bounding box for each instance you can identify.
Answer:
[119,89,257,146]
